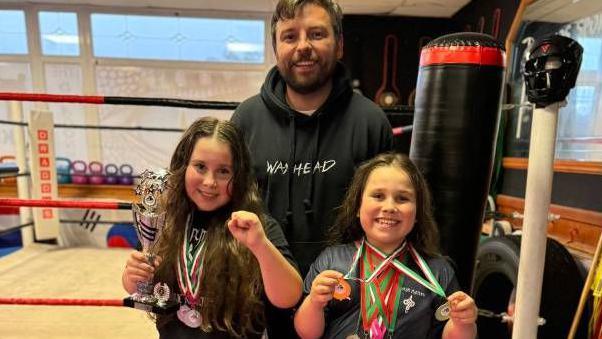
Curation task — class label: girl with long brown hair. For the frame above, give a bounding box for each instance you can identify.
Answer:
[122,117,301,338]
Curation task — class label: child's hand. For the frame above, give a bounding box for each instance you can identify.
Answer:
[227,211,267,251]
[124,250,162,286]
[308,270,344,309]
[447,291,478,325]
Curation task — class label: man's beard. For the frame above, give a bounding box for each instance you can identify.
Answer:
[280,59,337,94]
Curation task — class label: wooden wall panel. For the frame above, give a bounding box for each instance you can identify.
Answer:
[0,182,135,202]
[496,194,602,258]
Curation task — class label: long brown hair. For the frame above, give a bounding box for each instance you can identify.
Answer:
[154,117,264,336]
[329,153,440,257]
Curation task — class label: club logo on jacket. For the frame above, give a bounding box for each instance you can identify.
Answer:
[403,295,416,313]
[401,287,425,297]
[266,160,336,176]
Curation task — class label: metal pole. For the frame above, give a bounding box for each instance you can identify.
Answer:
[512,102,560,338]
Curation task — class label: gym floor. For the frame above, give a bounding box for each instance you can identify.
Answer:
[0,244,157,338]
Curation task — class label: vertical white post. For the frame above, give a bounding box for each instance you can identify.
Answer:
[512,102,560,339]
[28,110,60,240]
[79,10,102,162]
[10,101,34,246]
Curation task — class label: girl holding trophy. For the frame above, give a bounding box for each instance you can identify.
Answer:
[122,117,302,338]
[294,153,477,339]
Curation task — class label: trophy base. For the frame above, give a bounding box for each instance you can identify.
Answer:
[123,296,179,314]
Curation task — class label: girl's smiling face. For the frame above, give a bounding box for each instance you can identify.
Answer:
[359,165,417,254]
[185,137,233,211]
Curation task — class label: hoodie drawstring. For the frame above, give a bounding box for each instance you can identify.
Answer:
[285,115,296,232]
[303,115,320,227]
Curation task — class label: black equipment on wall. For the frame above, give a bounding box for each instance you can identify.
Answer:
[410,32,506,291]
[375,34,401,107]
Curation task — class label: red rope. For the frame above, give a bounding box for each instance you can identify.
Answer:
[0,198,131,210]
[392,125,413,136]
[0,297,123,307]
[0,92,104,105]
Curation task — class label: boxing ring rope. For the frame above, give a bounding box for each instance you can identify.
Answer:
[0,198,131,210]
[392,125,413,136]
[0,93,412,135]
[0,297,124,307]
[0,92,240,110]
[0,198,131,238]
[0,117,411,136]
[0,222,34,237]
[0,91,415,114]
[0,118,184,132]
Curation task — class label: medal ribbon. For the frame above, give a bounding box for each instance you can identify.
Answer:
[344,238,407,283]
[176,216,207,307]
[383,243,446,298]
[360,241,407,335]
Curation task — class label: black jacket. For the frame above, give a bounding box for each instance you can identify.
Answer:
[232,62,392,275]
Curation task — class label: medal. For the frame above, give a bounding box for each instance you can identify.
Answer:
[369,319,386,339]
[177,304,202,328]
[435,301,451,321]
[176,216,207,327]
[333,278,352,301]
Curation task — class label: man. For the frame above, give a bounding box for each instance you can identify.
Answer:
[232,0,393,277]
[232,1,392,337]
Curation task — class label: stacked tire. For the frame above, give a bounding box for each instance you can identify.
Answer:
[474,235,588,339]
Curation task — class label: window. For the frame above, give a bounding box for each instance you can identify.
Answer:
[578,37,602,71]
[510,11,602,161]
[555,13,602,160]
[90,13,264,63]
[39,11,80,56]
[0,10,28,54]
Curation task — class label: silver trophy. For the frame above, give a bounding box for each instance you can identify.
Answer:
[124,168,178,313]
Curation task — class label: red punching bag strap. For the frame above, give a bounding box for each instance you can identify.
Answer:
[420,45,505,67]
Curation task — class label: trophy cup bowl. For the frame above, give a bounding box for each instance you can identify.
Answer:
[123,169,179,314]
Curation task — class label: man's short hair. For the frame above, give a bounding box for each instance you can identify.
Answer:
[270,0,343,51]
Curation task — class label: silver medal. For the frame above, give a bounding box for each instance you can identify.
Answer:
[177,304,202,328]
[435,301,451,321]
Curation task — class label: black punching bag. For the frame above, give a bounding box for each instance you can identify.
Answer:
[409,33,505,291]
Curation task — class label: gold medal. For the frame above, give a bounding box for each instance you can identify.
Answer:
[333,278,352,301]
[435,301,451,321]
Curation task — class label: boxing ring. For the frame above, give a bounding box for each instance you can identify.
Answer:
[0,243,157,339]
[0,91,412,338]
[0,93,246,339]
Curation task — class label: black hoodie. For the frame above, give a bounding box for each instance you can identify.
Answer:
[232,62,392,275]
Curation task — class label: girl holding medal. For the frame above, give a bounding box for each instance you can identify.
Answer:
[122,117,302,338]
[294,153,477,339]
